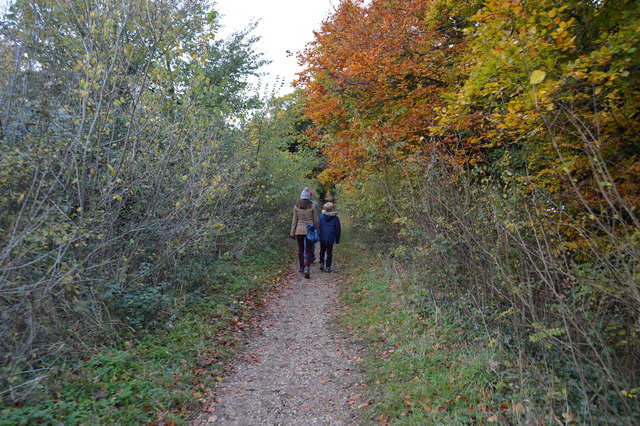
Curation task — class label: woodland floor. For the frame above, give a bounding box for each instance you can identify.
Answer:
[192,260,364,425]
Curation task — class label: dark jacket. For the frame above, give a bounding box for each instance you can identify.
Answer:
[319,211,341,244]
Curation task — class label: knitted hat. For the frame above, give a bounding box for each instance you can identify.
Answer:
[300,187,311,200]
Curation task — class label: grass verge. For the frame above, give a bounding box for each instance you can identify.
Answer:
[0,245,291,425]
[337,240,520,424]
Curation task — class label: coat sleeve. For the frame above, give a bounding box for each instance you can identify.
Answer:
[336,217,341,244]
[312,207,319,229]
[290,206,297,237]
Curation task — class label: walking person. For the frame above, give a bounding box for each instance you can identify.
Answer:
[290,187,319,279]
[318,202,341,273]
[309,190,319,263]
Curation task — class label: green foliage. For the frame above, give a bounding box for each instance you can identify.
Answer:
[101,281,170,332]
[196,22,268,116]
[0,0,316,404]
[338,238,513,424]
[338,163,640,422]
[0,246,290,424]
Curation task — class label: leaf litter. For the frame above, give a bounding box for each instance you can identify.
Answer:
[192,262,363,425]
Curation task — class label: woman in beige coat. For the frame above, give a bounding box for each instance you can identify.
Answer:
[290,187,319,278]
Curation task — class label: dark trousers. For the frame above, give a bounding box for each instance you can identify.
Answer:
[320,242,334,267]
[296,235,313,269]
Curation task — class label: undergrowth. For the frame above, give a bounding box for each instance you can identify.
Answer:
[0,245,291,425]
[338,238,521,424]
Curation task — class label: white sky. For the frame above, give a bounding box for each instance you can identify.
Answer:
[0,0,337,97]
[214,0,336,96]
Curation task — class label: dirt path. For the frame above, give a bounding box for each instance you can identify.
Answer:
[193,262,363,425]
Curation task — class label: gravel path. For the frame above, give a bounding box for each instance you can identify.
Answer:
[193,262,363,425]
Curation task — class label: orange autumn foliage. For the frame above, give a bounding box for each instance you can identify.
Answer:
[296,0,478,184]
[300,0,639,244]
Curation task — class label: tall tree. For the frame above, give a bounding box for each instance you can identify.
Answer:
[297,0,481,183]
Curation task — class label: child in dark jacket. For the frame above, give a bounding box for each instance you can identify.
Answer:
[318,202,341,273]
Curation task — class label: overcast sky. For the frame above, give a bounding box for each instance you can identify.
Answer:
[215,0,336,96]
[0,0,337,96]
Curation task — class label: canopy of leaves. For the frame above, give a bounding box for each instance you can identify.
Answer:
[297,0,481,183]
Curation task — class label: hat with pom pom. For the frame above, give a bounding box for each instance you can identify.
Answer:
[300,187,311,200]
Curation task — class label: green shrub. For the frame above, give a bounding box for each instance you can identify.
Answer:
[0,246,290,424]
[337,162,640,422]
[101,282,170,332]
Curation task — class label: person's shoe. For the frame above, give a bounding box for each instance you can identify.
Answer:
[325,266,331,273]
[304,268,310,279]
[319,262,325,271]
